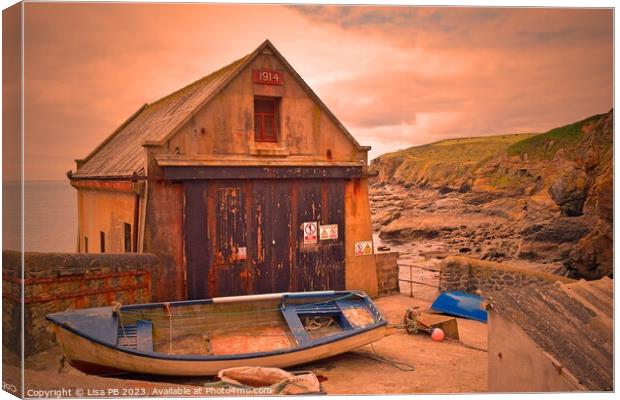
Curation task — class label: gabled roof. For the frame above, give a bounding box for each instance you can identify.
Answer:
[489,277,613,391]
[72,40,367,179]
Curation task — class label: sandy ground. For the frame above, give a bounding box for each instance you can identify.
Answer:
[3,294,487,397]
[300,295,488,394]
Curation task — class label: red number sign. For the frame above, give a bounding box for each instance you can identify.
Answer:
[252,69,284,85]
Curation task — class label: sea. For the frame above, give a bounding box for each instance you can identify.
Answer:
[2,180,77,253]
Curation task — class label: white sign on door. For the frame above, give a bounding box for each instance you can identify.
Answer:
[303,222,318,244]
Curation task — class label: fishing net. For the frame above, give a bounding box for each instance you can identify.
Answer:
[204,367,322,395]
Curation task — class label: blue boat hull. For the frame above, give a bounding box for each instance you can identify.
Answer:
[431,291,488,323]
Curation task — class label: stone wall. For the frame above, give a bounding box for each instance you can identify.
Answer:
[2,251,160,356]
[439,256,574,294]
[375,251,400,296]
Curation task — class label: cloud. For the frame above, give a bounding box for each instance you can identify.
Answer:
[296,6,612,155]
[20,3,612,180]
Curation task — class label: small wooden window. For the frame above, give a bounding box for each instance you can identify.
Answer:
[254,97,279,142]
[100,231,106,253]
[124,223,132,253]
[84,236,89,253]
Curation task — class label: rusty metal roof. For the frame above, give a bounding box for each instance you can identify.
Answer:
[73,54,251,178]
[72,40,368,179]
[488,277,613,391]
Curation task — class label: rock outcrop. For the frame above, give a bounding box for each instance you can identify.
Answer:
[369,110,613,279]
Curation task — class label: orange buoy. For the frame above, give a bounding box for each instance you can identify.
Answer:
[431,328,445,342]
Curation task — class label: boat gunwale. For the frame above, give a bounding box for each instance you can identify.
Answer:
[46,291,387,362]
[117,290,352,310]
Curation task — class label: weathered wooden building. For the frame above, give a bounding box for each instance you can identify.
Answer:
[69,40,378,301]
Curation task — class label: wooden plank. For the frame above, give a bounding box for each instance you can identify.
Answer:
[163,166,363,180]
[156,156,362,168]
[184,182,209,300]
[208,183,249,297]
[214,187,245,264]
[136,320,154,352]
[320,180,345,290]
[281,306,311,346]
[295,180,323,291]
[416,312,460,340]
[252,180,292,294]
[294,180,345,291]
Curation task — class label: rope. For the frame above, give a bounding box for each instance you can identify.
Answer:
[396,308,488,353]
[164,303,172,354]
[121,306,282,318]
[121,317,282,331]
[304,316,334,331]
[388,324,488,353]
[113,302,128,339]
[402,308,420,334]
[352,344,415,372]
[446,338,488,353]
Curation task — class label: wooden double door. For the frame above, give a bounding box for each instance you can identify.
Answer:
[184,179,345,299]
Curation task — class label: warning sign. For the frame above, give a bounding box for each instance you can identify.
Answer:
[355,241,374,256]
[238,246,247,260]
[319,224,338,240]
[303,222,318,244]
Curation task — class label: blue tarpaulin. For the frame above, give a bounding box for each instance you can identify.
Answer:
[431,291,488,323]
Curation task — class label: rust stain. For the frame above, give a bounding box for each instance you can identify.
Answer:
[182,178,347,297]
[256,202,264,263]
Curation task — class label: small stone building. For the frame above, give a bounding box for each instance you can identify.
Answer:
[69,40,378,301]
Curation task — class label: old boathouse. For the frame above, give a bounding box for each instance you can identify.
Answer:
[69,40,378,301]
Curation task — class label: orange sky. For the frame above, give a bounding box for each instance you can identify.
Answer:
[18,3,613,181]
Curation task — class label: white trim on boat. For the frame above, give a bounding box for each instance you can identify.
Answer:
[211,291,336,304]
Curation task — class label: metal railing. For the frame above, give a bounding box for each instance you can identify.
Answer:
[398,264,440,297]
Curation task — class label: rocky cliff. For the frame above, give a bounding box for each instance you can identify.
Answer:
[369,110,613,279]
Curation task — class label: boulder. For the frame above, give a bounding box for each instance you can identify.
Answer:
[549,166,589,216]
[565,223,613,279]
[520,217,589,243]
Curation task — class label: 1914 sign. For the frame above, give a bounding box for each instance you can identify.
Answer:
[252,69,284,85]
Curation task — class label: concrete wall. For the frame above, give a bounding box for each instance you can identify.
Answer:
[488,311,582,392]
[439,256,574,294]
[375,251,399,297]
[2,251,159,356]
[344,178,378,296]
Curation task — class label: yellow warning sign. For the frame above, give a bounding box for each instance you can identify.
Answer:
[319,224,338,240]
[354,240,373,256]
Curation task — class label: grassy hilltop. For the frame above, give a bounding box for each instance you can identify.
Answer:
[370,111,612,195]
[372,133,536,191]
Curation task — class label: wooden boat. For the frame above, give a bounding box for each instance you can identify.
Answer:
[47,290,387,376]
